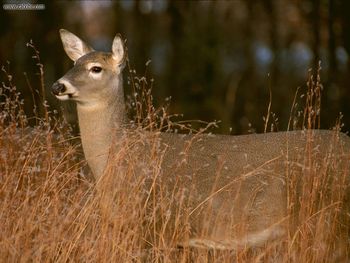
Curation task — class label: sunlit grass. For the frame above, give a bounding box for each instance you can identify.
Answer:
[0,53,349,262]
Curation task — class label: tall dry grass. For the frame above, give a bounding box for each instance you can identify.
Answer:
[0,48,349,262]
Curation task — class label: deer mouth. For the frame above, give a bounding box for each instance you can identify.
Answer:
[55,93,75,101]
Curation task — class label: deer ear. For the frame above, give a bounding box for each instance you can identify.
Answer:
[59,29,94,62]
[112,34,125,65]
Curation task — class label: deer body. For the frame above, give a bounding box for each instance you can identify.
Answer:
[52,29,350,250]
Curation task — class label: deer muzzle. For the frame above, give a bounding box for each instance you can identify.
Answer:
[51,82,66,96]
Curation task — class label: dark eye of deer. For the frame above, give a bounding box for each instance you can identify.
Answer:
[90,66,102,73]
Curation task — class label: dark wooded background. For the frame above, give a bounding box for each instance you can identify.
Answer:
[1,0,350,134]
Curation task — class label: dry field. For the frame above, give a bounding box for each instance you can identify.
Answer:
[0,58,349,262]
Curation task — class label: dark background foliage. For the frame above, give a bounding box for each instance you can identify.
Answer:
[1,0,350,134]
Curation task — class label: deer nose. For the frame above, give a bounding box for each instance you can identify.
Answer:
[51,82,66,95]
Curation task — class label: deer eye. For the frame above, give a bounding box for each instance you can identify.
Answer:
[90,66,102,73]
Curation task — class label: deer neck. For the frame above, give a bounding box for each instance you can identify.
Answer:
[76,78,127,178]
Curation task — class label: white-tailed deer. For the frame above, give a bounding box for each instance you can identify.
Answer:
[52,29,350,251]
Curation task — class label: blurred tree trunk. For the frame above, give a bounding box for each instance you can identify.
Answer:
[321,0,339,128]
[0,8,10,65]
[167,1,186,112]
[328,0,337,78]
[132,0,152,72]
[263,0,279,87]
[312,0,321,70]
[341,0,350,55]
[340,0,350,131]
[234,0,255,133]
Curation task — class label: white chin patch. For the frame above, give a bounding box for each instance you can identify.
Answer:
[55,94,71,101]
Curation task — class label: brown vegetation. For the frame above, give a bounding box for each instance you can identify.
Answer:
[0,59,349,262]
